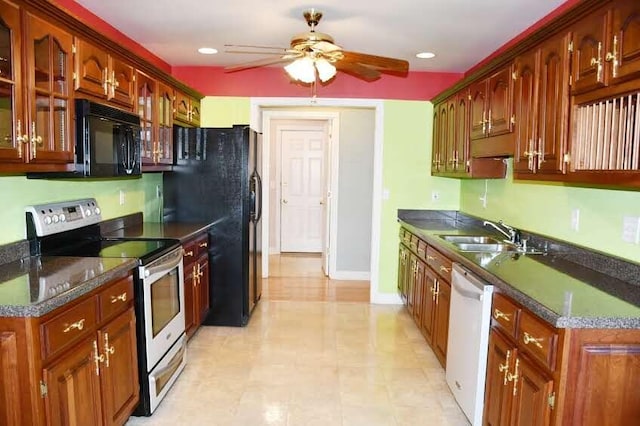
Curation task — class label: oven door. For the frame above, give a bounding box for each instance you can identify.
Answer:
[140,247,185,370]
[148,334,187,413]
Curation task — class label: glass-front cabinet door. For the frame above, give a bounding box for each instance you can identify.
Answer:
[157,82,173,164]
[25,12,73,164]
[0,0,24,163]
[137,71,156,165]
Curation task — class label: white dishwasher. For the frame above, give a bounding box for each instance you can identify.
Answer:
[446,263,494,426]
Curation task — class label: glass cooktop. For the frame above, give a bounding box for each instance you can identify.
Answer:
[45,239,179,264]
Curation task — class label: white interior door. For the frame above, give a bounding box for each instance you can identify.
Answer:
[280,129,325,252]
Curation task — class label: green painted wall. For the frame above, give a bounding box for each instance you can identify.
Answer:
[200,97,250,127]
[378,101,461,294]
[460,159,640,263]
[0,174,163,245]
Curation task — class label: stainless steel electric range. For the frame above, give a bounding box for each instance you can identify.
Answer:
[26,198,187,416]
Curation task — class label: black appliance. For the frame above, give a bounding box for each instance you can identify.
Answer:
[164,124,262,326]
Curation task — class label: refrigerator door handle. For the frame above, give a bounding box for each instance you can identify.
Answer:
[255,171,263,222]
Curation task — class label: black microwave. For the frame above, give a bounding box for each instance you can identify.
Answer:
[75,99,142,177]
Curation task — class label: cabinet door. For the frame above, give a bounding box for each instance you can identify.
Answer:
[431,104,441,174]
[0,0,24,163]
[469,80,487,140]
[190,97,201,126]
[412,257,426,326]
[397,244,409,303]
[444,98,456,172]
[25,13,74,164]
[184,263,196,337]
[98,308,139,426]
[610,0,640,84]
[432,278,450,368]
[571,7,610,94]
[483,329,514,426]
[108,57,134,109]
[156,82,173,164]
[487,66,514,137]
[43,338,103,426]
[513,50,539,174]
[197,256,210,325]
[537,32,571,174]
[74,39,109,98]
[509,355,554,426]
[136,71,156,165]
[174,91,190,124]
[407,255,417,315]
[420,267,437,345]
[454,91,470,173]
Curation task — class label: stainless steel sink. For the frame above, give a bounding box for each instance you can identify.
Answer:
[439,235,502,244]
[454,242,517,252]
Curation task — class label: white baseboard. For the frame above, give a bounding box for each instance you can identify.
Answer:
[330,271,371,280]
[370,292,403,305]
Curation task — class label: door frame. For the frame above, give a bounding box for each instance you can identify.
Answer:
[251,97,386,304]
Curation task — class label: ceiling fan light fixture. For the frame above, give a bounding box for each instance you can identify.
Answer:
[315,58,336,82]
[416,52,436,59]
[285,56,316,83]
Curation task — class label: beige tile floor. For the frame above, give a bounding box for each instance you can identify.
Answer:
[125,255,470,426]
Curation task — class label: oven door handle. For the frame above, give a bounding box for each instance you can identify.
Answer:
[142,250,182,278]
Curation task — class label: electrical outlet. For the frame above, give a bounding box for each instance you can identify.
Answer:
[431,191,440,202]
[119,190,125,206]
[622,216,640,244]
[571,208,580,231]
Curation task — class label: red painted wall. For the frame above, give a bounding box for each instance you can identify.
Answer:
[172,66,462,101]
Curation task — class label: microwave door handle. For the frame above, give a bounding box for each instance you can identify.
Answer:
[123,127,134,174]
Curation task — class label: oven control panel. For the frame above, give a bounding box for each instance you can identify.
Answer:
[26,198,103,237]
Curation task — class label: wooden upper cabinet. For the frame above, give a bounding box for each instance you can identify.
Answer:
[190,98,201,126]
[570,7,610,95]
[487,66,514,137]
[610,0,640,84]
[431,104,440,174]
[513,49,539,174]
[74,39,134,109]
[136,71,156,165]
[444,99,456,172]
[24,12,74,165]
[454,91,470,173]
[0,0,24,164]
[174,90,201,126]
[469,80,487,140]
[156,82,174,164]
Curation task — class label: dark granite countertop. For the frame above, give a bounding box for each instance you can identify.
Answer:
[0,255,138,317]
[102,221,215,243]
[398,210,640,329]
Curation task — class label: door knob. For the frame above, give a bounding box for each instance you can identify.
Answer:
[319,200,324,205]
[282,199,288,204]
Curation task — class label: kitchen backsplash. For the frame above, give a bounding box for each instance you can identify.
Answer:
[460,159,640,264]
[1,174,163,245]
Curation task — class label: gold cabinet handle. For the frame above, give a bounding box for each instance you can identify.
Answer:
[15,119,27,158]
[589,41,603,81]
[104,333,115,367]
[199,242,208,248]
[507,358,520,396]
[110,292,127,303]
[102,67,109,95]
[605,35,619,78]
[193,265,199,286]
[197,264,205,278]
[498,350,511,385]
[30,122,42,145]
[439,265,451,273]
[183,249,194,257]
[431,278,439,302]
[522,331,544,349]
[487,108,492,133]
[63,318,85,333]
[493,309,511,322]
[427,255,435,261]
[93,340,104,376]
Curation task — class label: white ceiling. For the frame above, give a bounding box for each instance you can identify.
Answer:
[74,0,567,73]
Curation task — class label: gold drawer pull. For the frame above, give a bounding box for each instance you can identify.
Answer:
[183,249,194,257]
[199,242,208,248]
[63,318,85,333]
[523,331,544,349]
[110,293,127,303]
[493,309,511,322]
[439,266,451,273]
[427,255,435,261]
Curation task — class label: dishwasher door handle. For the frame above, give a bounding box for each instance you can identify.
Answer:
[452,280,484,301]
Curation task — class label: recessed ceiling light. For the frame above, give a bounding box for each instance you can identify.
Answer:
[416,52,436,59]
[198,47,218,55]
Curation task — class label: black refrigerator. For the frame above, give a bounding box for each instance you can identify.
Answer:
[163,124,262,326]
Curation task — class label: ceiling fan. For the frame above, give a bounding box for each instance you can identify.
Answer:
[224,9,409,83]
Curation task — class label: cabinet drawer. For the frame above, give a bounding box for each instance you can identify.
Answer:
[518,310,558,370]
[98,275,133,322]
[183,233,209,264]
[401,230,412,245]
[193,234,209,256]
[417,240,428,260]
[491,293,520,339]
[426,246,452,280]
[41,296,98,361]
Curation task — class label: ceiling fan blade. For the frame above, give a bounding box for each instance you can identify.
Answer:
[224,54,300,73]
[341,51,409,74]
[334,61,381,82]
[224,44,289,51]
[225,50,290,55]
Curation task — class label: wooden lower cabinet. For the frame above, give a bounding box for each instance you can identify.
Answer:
[432,278,451,366]
[0,274,138,426]
[182,232,211,338]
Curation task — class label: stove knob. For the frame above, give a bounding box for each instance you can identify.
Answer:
[44,216,52,225]
[86,210,92,217]
[59,214,66,222]
[94,207,101,215]
[52,215,59,223]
